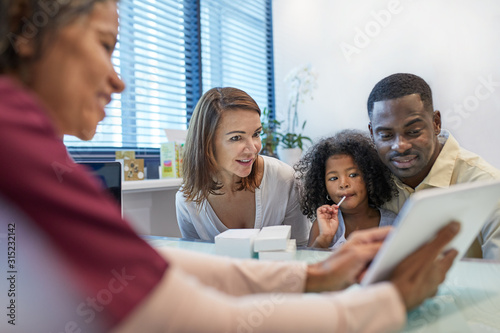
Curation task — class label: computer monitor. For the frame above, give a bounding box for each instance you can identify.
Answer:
[78,161,122,215]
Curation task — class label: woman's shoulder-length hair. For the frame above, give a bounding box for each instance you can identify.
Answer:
[181,87,262,205]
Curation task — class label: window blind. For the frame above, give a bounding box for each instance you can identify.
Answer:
[200,0,274,111]
[64,0,273,150]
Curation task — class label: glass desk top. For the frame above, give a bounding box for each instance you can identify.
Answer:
[144,235,500,333]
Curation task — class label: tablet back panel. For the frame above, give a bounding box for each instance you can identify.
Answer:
[361,180,500,286]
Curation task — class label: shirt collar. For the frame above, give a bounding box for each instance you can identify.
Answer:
[392,175,413,192]
[416,129,460,190]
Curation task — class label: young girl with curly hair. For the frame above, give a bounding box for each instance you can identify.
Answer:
[295,129,397,249]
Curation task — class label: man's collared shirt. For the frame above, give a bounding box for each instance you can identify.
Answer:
[383,130,500,259]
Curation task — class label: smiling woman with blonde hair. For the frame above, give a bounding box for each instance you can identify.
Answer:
[0,1,460,332]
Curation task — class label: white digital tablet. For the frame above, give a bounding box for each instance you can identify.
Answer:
[361,180,500,286]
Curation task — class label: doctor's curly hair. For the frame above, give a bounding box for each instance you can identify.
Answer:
[294,129,396,220]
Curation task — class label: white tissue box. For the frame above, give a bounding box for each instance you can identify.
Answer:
[254,225,291,252]
[258,239,297,261]
[214,229,260,259]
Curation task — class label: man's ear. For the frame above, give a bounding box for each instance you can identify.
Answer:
[433,111,442,135]
[368,122,374,139]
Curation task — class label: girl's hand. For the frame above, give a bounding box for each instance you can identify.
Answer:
[312,204,340,248]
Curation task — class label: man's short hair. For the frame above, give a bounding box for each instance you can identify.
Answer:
[367,73,434,119]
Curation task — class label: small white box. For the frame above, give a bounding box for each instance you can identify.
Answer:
[215,229,260,259]
[258,239,297,261]
[254,225,291,252]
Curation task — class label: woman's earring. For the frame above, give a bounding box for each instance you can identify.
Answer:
[326,194,331,201]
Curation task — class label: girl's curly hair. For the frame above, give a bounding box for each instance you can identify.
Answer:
[294,129,396,220]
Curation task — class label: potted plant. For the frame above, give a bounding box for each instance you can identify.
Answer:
[276,64,317,165]
[276,121,312,166]
[260,107,281,158]
[261,108,311,162]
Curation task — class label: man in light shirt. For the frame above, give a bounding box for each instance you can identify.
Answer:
[368,73,500,259]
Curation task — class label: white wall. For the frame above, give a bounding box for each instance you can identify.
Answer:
[273,0,500,168]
